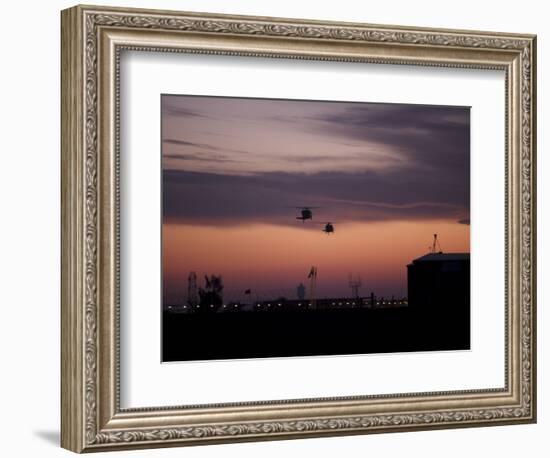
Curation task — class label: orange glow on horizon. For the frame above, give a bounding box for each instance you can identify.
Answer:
[163,220,469,300]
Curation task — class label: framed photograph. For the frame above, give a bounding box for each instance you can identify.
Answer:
[160,94,472,362]
[61,4,537,453]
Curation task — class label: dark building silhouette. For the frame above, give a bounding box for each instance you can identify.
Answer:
[296,283,306,300]
[407,253,470,312]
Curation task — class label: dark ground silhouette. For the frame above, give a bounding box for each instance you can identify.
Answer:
[162,306,470,361]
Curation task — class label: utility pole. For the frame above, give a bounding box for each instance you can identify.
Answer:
[430,233,443,254]
[348,274,362,299]
[187,271,198,307]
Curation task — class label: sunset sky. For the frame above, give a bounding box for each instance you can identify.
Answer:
[161,95,470,302]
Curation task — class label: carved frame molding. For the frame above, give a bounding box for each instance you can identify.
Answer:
[61,5,536,453]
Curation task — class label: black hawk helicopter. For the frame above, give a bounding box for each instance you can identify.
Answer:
[290,207,335,234]
[294,206,320,222]
[321,222,335,235]
[311,221,336,234]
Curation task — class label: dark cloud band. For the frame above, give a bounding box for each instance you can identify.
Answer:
[163,169,469,226]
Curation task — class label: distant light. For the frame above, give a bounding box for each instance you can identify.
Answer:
[332,302,335,306]
[277,303,281,306]
[346,302,349,305]
[223,305,227,308]
[298,303,302,306]
[338,302,342,306]
[268,304,271,307]
[210,304,214,308]
[257,304,261,307]
[234,304,238,308]
[183,305,186,309]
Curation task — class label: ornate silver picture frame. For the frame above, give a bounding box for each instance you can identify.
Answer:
[61,4,536,453]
